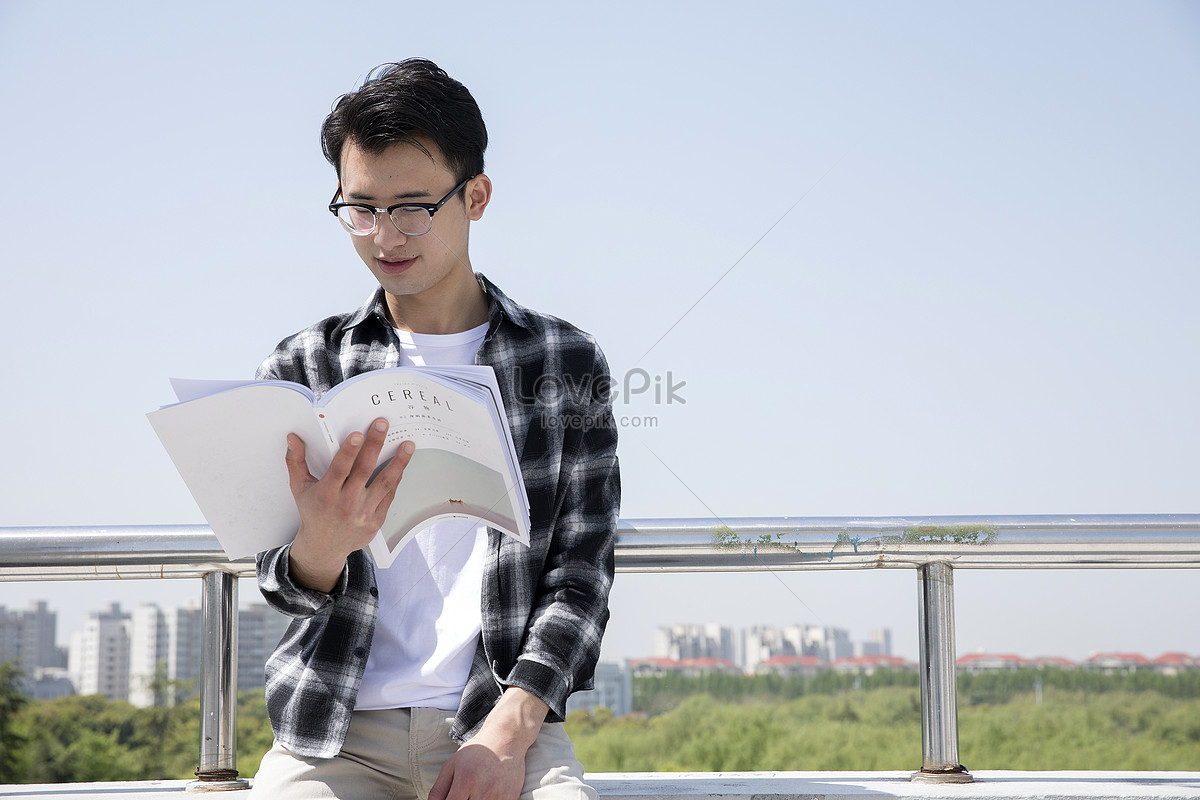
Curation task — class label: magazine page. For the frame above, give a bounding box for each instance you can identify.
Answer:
[147,385,330,559]
[386,365,531,524]
[443,370,530,523]
[319,369,530,568]
[169,377,317,405]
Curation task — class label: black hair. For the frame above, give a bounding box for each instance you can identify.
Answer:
[321,59,487,184]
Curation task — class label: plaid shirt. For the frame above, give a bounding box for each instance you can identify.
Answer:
[254,274,620,759]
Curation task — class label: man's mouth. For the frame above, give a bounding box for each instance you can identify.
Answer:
[377,257,416,274]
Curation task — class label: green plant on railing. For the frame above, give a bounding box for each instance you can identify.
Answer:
[710,524,999,558]
[711,526,802,554]
[897,524,997,545]
[711,524,741,547]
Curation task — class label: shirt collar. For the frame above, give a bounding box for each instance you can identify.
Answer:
[342,272,535,334]
[475,272,535,332]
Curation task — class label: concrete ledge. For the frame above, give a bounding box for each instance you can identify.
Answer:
[590,771,1200,799]
[3,772,1200,800]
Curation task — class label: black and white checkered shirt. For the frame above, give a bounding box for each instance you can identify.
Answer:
[254,274,621,759]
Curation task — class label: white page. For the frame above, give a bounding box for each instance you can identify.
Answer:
[148,385,328,559]
[169,377,318,404]
[318,370,528,567]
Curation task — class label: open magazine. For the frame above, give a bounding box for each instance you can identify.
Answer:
[147,366,530,566]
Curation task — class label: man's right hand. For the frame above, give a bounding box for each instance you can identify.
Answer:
[283,417,415,592]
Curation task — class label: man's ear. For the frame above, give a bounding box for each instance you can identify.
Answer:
[464,174,492,221]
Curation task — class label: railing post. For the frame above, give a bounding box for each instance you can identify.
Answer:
[187,570,250,792]
[912,562,972,783]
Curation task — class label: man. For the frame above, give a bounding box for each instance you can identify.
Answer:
[250,59,621,800]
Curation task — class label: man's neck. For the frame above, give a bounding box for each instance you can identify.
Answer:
[384,268,490,335]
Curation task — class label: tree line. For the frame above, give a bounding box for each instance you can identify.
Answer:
[632,665,1200,714]
[570,686,1200,772]
[1,662,1197,783]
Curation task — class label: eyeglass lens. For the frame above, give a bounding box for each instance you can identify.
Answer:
[336,205,433,236]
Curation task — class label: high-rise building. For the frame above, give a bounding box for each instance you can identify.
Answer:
[653,623,736,663]
[0,601,65,679]
[665,623,898,672]
[873,623,892,657]
[68,603,131,701]
[566,660,632,717]
[743,625,794,673]
[743,624,857,669]
[800,625,853,662]
[237,603,291,692]
[128,601,204,707]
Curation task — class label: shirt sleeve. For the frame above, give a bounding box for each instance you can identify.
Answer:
[256,543,350,618]
[499,345,622,720]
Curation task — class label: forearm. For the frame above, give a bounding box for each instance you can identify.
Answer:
[287,528,351,593]
[475,687,550,753]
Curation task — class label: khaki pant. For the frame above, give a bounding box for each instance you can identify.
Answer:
[249,707,597,800]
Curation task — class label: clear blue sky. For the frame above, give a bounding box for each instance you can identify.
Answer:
[1,1,1197,662]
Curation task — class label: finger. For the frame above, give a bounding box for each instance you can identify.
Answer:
[428,758,454,800]
[323,428,367,486]
[369,440,414,494]
[366,441,414,523]
[283,434,315,495]
[346,418,391,486]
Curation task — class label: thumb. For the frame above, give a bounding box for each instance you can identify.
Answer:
[283,433,315,493]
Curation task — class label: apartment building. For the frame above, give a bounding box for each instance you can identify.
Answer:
[59,600,290,706]
[565,660,633,716]
[0,601,65,677]
[128,602,205,707]
[236,603,292,692]
[68,603,131,702]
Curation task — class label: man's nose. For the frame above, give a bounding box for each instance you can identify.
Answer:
[375,214,409,247]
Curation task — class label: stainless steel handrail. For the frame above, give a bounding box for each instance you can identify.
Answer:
[3,515,1198,787]
[4,515,1200,579]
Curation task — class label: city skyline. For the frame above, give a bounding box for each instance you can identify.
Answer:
[0,598,290,705]
[5,595,1193,717]
[4,596,1194,676]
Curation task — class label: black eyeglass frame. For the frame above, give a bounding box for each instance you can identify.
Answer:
[328,175,475,236]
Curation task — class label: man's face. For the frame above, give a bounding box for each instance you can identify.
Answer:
[338,138,483,302]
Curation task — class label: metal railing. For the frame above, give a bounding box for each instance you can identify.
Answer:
[3,514,1199,789]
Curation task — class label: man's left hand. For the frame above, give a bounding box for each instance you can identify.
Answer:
[429,688,549,800]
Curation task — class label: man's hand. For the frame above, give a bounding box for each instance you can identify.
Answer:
[429,688,549,800]
[284,417,414,592]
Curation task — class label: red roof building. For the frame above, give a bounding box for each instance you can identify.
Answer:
[628,657,680,677]
[1028,656,1077,669]
[1085,652,1152,673]
[830,654,915,674]
[1152,652,1198,675]
[754,655,823,677]
[628,656,742,677]
[957,653,1029,672]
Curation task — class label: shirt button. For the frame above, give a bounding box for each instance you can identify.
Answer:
[369,587,378,598]
[354,647,367,658]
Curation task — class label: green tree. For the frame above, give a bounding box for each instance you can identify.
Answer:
[0,661,28,782]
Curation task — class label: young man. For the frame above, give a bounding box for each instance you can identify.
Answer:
[249,59,621,800]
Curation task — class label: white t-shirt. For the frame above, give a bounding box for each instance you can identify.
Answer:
[355,320,491,711]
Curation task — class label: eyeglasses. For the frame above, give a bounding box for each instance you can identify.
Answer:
[328,175,474,236]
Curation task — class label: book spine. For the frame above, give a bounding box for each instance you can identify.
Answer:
[316,413,338,454]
